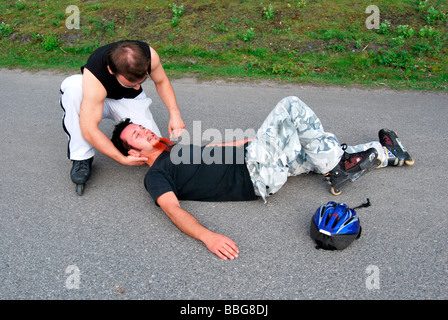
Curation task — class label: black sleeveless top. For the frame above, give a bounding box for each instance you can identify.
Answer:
[81,41,151,99]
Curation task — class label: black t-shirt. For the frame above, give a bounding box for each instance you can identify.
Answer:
[144,144,258,203]
[81,40,151,99]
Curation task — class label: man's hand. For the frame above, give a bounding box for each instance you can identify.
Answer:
[120,155,148,166]
[168,115,185,140]
[203,232,239,261]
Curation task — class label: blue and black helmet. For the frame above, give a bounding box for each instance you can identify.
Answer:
[310,201,365,250]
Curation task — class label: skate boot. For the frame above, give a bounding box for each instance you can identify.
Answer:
[378,129,414,167]
[325,147,380,196]
[70,157,93,196]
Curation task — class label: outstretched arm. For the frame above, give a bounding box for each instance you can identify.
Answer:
[206,138,254,148]
[157,192,239,260]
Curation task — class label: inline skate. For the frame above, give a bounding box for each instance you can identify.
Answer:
[325,146,380,196]
[378,128,414,167]
[70,157,93,196]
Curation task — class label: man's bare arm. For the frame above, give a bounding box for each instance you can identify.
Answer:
[157,191,239,260]
[149,47,185,139]
[79,68,148,165]
[206,138,254,148]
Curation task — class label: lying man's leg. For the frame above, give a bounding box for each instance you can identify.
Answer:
[246,96,344,201]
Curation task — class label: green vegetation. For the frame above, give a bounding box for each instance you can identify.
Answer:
[0,0,447,90]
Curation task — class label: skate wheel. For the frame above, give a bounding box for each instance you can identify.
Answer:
[375,158,384,169]
[76,184,85,196]
[405,157,415,166]
[330,187,342,196]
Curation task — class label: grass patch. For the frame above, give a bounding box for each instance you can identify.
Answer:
[0,0,447,90]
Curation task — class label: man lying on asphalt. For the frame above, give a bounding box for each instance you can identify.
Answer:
[111,96,414,260]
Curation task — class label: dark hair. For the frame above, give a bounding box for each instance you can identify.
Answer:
[111,118,140,156]
[107,41,150,82]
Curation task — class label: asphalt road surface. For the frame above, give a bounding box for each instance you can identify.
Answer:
[0,69,446,302]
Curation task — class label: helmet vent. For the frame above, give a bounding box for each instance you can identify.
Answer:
[342,217,355,226]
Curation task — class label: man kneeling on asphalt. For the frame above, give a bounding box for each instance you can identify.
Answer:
[60,40,185,195]
[111,96,414,260]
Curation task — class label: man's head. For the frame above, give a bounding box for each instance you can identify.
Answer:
[111,119,174,158]
[107,40,150,86]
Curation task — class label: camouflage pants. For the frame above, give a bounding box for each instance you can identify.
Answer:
[245,96,386,202]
